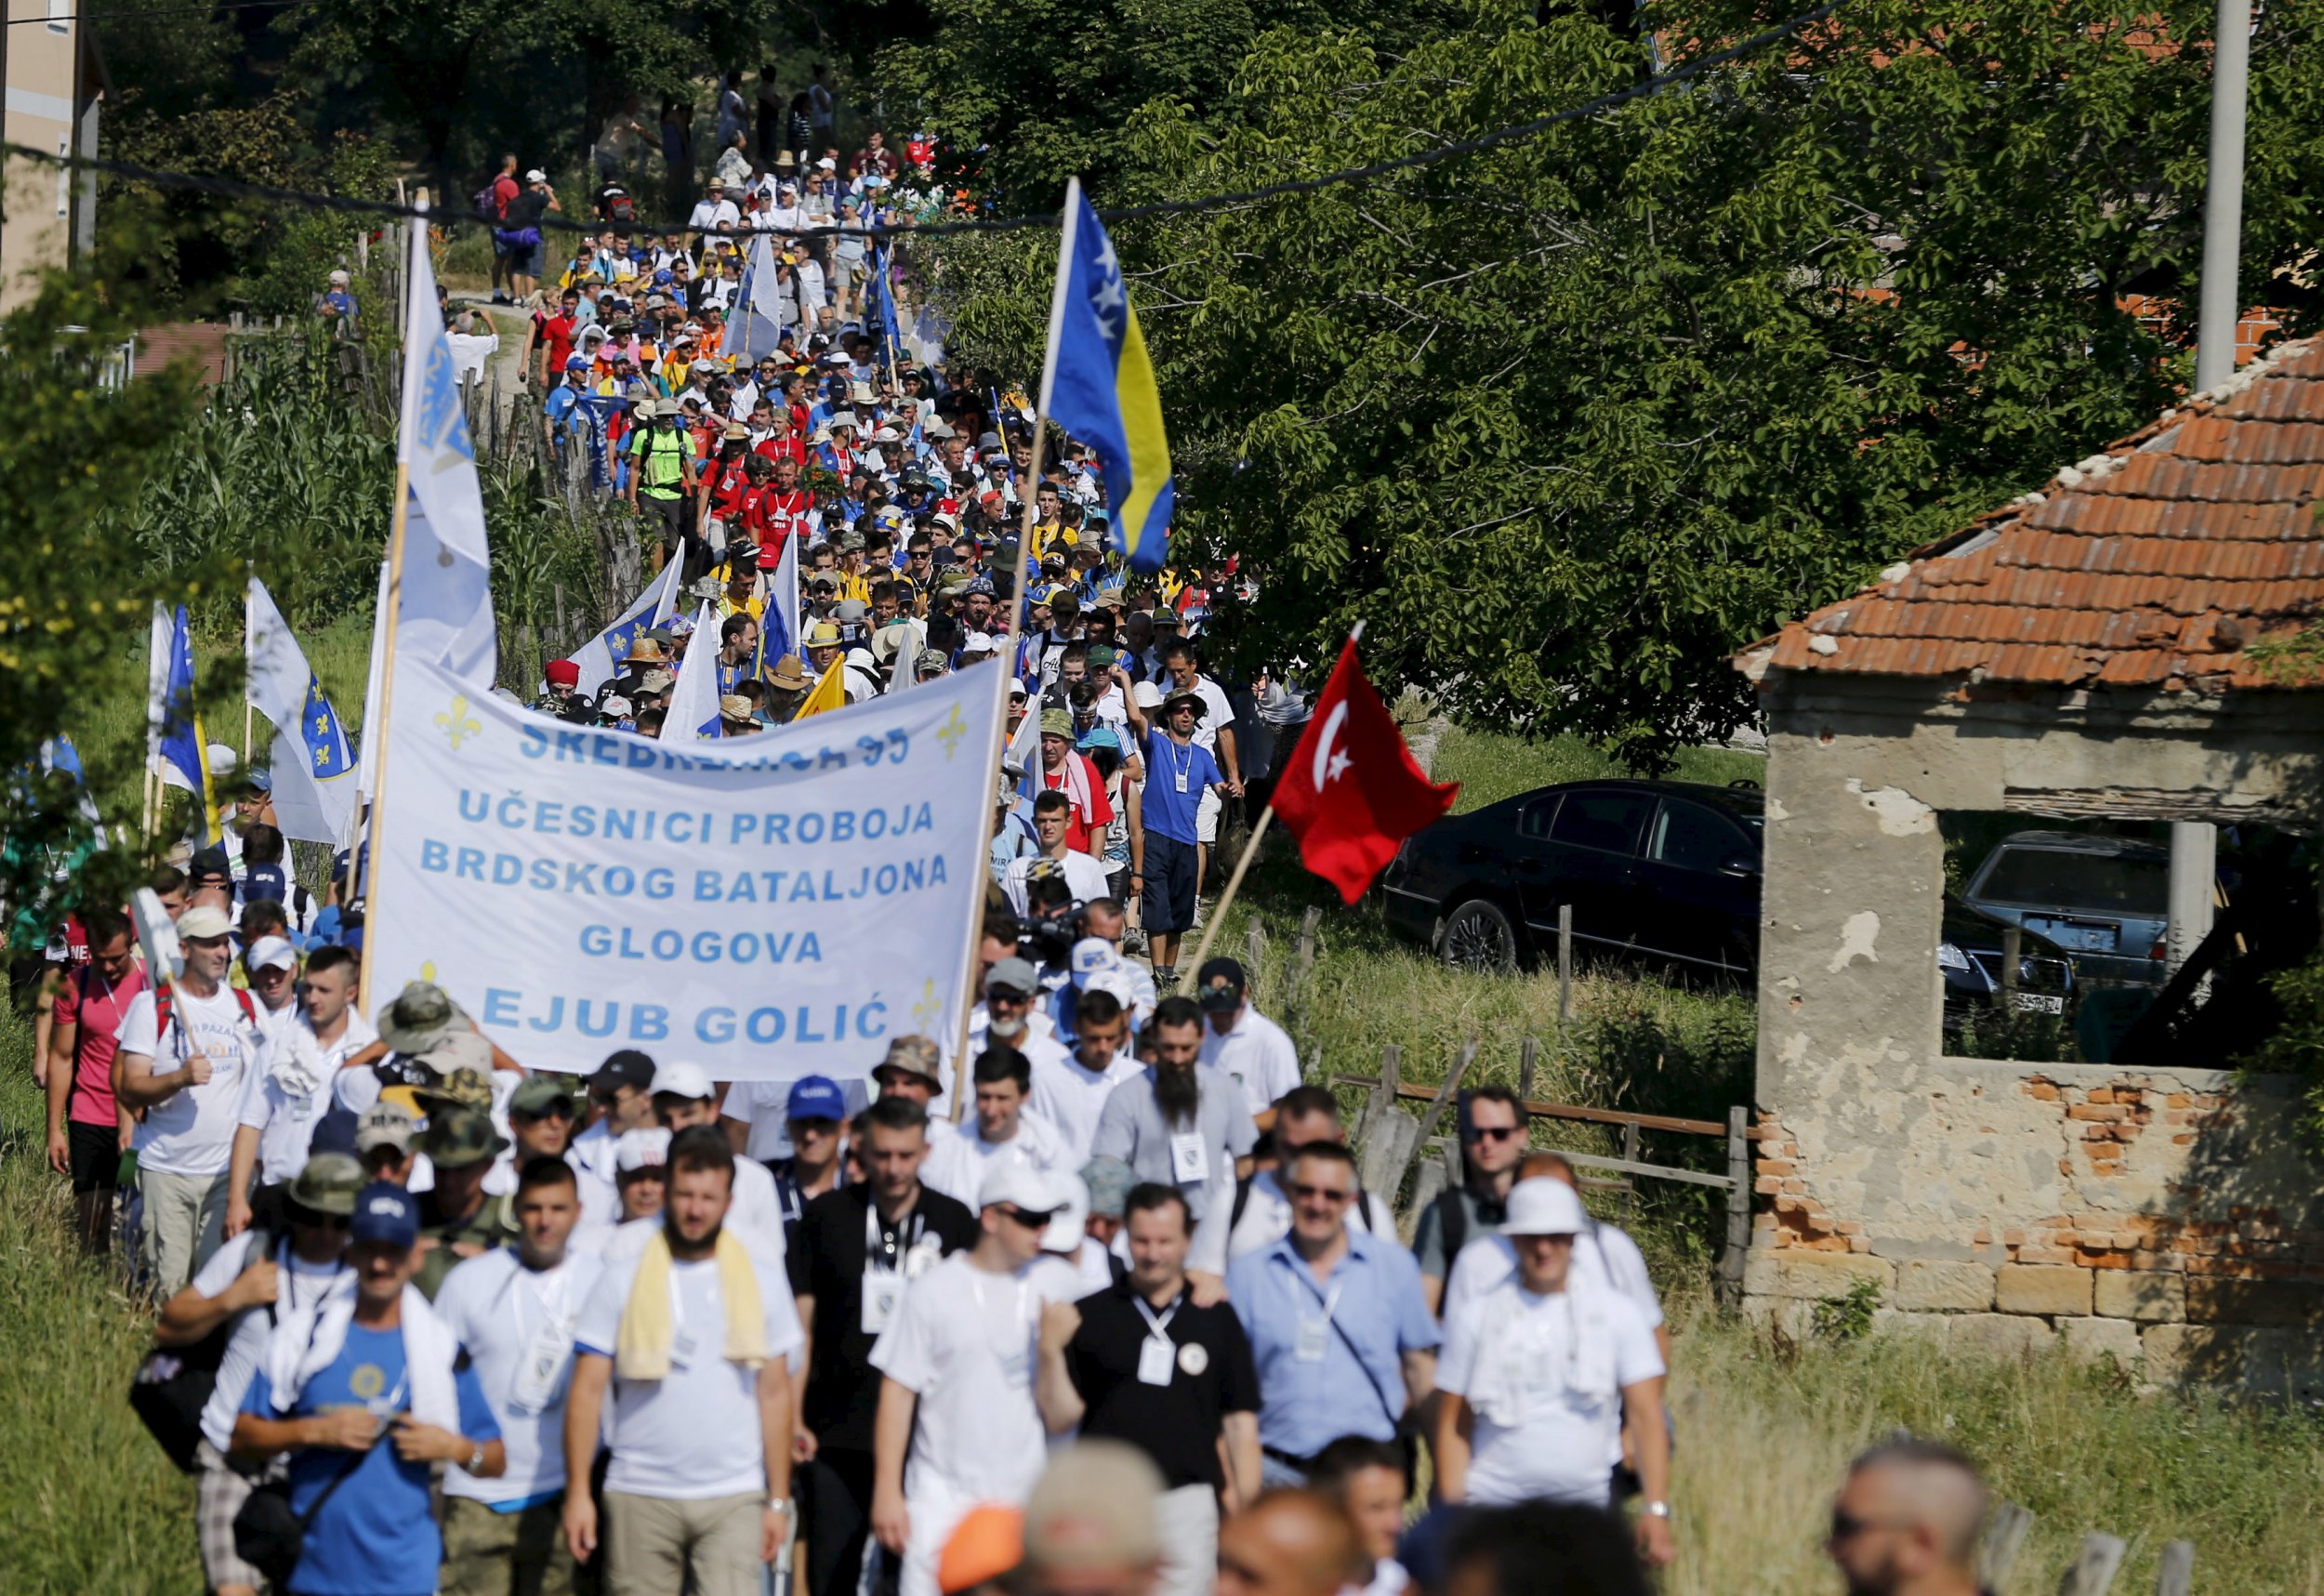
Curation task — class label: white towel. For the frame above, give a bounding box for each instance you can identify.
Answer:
[269,1280,460,1431]
[264,1015,330,1102]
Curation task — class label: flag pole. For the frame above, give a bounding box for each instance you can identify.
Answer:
[1180,621,1363,974]
[948,177,1079,1123]
[356,191,428,1014]
[242,566,255,760]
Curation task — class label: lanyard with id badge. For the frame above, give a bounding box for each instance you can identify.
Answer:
[1288,1273,1344,1364]
[508,1263,579,1414]
[862,1207,939,1335]
[1133,1293,1182,1387]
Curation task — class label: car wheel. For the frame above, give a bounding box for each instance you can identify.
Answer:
[1439,899,1518,972]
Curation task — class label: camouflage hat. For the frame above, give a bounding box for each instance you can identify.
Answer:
[418,1104,508,1169]
[915,648,948,677]
[1039,707,1074,739]
[873,1035,944,1088]
[935,570,972,597]
[355,1102,418,1154]
[508,1074,579,1119]
[377,981,458,1055]
[415,1029,495,1083]
[287,1151,365,1216]
[416,1063,495,1113]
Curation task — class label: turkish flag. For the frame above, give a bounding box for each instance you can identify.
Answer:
[1273,639,1459,904]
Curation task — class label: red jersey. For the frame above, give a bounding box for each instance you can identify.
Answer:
[757,489,813,550]
[54,961,146,1127]
[707,458,753,521]
[1042,755,1115,854]
[754,435,808,468]
[535,312,577,374]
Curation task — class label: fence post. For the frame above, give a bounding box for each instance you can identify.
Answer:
[1978,1502,2037,1589]
[1517,1035,1538,1102]
[2056,1533,2127,1596]
[1620,1121,1641,1223]
[2153,1542,2194,1596]
[1718,1105,1751,1307]
[1247,918,1265,998]
[1411,1039,1477,1157]
[1555,904,1574,1060]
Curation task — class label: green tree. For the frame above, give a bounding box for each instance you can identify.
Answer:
[930,0,2324,767]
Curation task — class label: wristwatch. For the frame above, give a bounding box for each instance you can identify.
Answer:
[1641,1500,1671,1520]
[768,1497,795,1515]
[466,1441,486,1473]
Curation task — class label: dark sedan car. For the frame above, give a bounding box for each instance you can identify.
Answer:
[1381,781,2080,1022]
[1380,780,1766,974]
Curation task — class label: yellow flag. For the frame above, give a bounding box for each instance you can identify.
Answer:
[791,660,847,720]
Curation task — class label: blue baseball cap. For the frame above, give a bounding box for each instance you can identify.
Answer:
[786,1075,847,1124]
[350,1181,418,1248]
[309,1107,361,1158]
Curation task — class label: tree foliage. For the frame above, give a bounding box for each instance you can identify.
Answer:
[928,0,2324,767]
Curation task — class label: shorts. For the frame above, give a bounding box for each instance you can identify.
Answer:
[640,491,689,548]
[68,1119,120,1194]
[1142,832,1198,934]
[1196,785,1221,845]
[511,238,547,278]
[195,1438,273,1592]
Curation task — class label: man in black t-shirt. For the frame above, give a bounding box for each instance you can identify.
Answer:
[1036,1181,1261,1596]
[788,1097,979,1596]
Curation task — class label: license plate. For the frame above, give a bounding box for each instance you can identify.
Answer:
[2010,992,2064,1014]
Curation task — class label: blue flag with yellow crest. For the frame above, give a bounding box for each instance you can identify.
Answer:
[1041,180,1173,574]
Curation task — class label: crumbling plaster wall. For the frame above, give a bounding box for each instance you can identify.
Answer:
[1748,676,2324,1389]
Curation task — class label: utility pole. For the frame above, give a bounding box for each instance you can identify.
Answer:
[2170,0,2251,974]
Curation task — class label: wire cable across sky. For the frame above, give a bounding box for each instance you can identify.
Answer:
[0,0,1840,243]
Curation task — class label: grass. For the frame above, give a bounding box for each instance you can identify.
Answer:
[1665,1311,2324,1594]
[0,1022,204,1594]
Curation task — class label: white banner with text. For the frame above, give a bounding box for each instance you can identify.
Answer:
[365,651,1005,1082]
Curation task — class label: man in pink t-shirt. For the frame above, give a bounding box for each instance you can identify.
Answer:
[46,904,143,1255]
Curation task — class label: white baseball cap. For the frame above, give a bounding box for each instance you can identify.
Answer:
[244,936,297,973]
[650,1061,714,1101]
[1040,1168,1090,1252]
[525,167,548,182]
[1131,680,1163,709]
[1503,1177,1589,1237]
[980,1159,1062,1216]
[614,1127,672,1173]
[177,904,233,941]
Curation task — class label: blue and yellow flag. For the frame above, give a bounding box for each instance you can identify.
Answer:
[1042,180,1173,574]
[155,604,218,842]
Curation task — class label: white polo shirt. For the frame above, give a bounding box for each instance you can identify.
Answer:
[919,1109,1069,1209]
[1196,1004,1301,1120]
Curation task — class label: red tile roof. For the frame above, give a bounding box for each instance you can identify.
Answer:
[1748,338,2324,693]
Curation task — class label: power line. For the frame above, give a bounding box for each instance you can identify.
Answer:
[7,0,304,26]
[0,0,1837,243]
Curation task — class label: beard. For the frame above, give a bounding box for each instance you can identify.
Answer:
[665,1211,723,1257]
[1154,1060,1201,1127]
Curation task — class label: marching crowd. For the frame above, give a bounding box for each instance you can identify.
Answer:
[24,120,2000,1596]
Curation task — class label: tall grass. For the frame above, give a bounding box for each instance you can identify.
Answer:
[1667,1310,2324,1594]
[0,1022,202,1593]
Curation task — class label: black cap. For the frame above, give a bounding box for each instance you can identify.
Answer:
[190,844,231,882]
[1195,957,1246,1011]
[588,1049,656,1095]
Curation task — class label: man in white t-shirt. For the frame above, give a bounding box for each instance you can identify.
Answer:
[1003,793,1114,917]
[115,904,265,1293]
[869,1161,1064,1596]
[1433,1180,1672,1569]
[242,935,300,1046]
[688,179,743,239]
[1028,986,1143,1168]
[920,1047,1070,1208]
[1437,1153,1667,1357]
[563,1128,802,1595]
[154,1150,360,1596]
[436,1156,605,1596]
[650,1061,786,1259]
[225,946,375,1237]
[1192,957,1301,1122]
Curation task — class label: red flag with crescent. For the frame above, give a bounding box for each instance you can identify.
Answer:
[1272,638,1459,904]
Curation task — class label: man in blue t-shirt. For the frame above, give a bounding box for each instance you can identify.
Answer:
[234,1183,504,1596]
[1121,678,1227,992]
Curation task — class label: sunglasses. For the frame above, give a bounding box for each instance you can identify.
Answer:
[1464,1124,1523,1142]
[995,1204,1054,1229]
[1829,1509,1899,1542]
[1289,1182,1353,1204]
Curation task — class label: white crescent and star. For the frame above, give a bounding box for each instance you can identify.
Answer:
[1311,700,1353,788]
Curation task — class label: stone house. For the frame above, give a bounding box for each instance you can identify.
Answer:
[1732,337,2324,1392]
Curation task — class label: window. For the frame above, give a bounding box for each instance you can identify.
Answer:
[1517,795,1561,840]
[1973,845,2171,917]
[1547,790,1652,855]
[1649,800,1750,874]
[48,0,70,32]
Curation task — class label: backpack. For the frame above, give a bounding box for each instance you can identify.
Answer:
[602,186,635,227]
[1231,1173,1377,1234]
[471,181,498,221]
[128,1228,278,1471]
[155,983,258,1049]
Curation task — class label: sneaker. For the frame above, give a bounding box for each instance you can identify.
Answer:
[491,291,513,305]
[1189,899,1206,930]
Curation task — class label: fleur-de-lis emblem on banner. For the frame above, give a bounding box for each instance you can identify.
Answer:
[435,694,482,752]
[911,978,942,1033]
[934,705,967,760]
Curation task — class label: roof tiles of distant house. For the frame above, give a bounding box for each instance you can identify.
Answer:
[1746,337,2324,693]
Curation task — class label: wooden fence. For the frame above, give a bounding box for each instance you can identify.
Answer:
[1978,1496,2195,1594]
